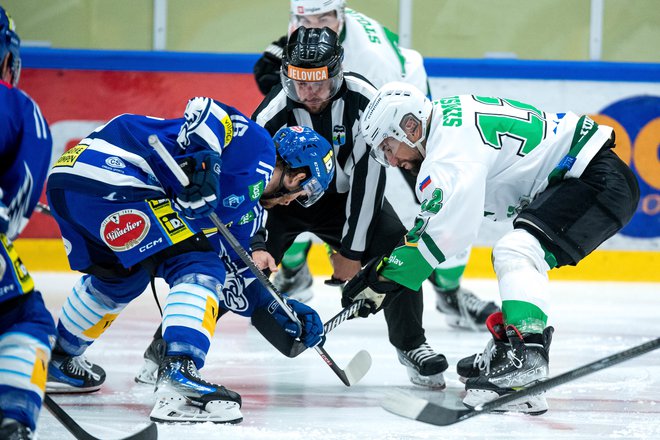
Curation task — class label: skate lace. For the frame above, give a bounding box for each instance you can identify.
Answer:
[473,339,498,374]
[458,290,491,315]
[404,343,439,365]
[506,350,524,369]
[67,356,101,380]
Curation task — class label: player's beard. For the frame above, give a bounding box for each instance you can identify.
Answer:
[401,157,422,176]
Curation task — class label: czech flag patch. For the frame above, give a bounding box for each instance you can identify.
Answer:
[419,176,432,192]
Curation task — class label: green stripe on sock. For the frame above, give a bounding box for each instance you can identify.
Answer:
[502,300,548,334]
[281,240,312,270]
[431,265,466,291]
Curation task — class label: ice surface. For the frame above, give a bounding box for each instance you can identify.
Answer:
[34,272,660,439]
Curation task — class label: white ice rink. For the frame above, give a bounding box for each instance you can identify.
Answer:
[34,272,660,440]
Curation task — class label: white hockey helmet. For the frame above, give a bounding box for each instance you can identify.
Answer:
[360,82,433,166]
[290,0,345,34]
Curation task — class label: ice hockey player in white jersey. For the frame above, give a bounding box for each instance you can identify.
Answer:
[45,97,329,424]
[344,82,640,414]
[0,7,56,439]
[254,1,498,328]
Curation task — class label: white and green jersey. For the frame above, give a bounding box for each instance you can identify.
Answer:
[340,9,428,95]
[381,95,613,290]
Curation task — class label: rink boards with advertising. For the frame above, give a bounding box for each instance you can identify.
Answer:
[14,49,660,280]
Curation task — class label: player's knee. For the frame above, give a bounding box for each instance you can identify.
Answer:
[492,229,550,278]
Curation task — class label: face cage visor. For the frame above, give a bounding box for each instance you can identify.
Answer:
[369,132,419,167]
[296,176,326,207]
[280,69,343,106]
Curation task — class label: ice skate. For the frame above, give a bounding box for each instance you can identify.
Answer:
[435,286,500,331]
[273,261,314,303]
[396,342,448,389]
[46,351,106,393]
[463,325,554,415]
[135,336,167,385]
[150,355,242,424]
[0,417,33,440]
[456,312,509,382]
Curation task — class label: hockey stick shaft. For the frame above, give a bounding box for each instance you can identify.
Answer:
[473,336,660,416]
[44,395,158,440]
[389,336,660,426]
[147,134,298,325]
[287,299,366,357]
[148,134,368,386]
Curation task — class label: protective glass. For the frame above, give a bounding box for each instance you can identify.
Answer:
[280,68,343,105]
[296,177,326,207]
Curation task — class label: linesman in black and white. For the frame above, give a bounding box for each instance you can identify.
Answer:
[251,26,448,387]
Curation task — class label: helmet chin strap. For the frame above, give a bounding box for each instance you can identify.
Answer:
[414,108,434,158]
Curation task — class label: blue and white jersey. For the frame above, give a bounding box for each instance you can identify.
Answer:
[0,80,51,241]
[0,80,52,304]
[48,98,275,261]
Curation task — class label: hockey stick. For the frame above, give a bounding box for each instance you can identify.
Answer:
[44,395,158,440]
[39,193,363,361]
[381,336,660,426]
[287,299,366,357]
[148,134,372,386]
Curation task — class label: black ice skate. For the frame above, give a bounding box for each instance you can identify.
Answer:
[150,355,242,424]
[456,312,509,382]
[0,415,33,440]
[434,285,500,331]
[273,261,313,303]
[135,336,167,386]
[46,350,106,393]
[463,325,554,415]
[396,342,448,389]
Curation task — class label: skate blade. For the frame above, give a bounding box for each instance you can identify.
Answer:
[463,389,548,415]
[45,381,101,394]
[405,367,446,390]
[150,395,243,424]
[135,359,158,386]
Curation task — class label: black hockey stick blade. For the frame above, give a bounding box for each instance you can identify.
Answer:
[382,336,660,426]
[315,346,372,386]
[44,395,158,440]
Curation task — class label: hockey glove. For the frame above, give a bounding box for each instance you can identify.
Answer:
[268,296,325,348]
[341,257,407,318]
[174,151,221,219]
[253,35,287,95]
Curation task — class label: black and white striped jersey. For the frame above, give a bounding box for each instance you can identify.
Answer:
[252,73,386,259]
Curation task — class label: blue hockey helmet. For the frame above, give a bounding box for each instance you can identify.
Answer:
[0,6,20,86]
[273,126,335,207]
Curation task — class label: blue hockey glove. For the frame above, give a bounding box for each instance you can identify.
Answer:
[174,151,221,219]
[341,257,408,318]
[268,296,325,348]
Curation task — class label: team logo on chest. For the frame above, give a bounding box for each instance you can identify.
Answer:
[100,209,150,251]
[332,125,346,147]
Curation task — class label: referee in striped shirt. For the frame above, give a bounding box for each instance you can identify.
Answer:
[251,26,447,387]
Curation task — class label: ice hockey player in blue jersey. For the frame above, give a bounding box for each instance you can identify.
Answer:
[45,96,334,424]
[0,6,56,439]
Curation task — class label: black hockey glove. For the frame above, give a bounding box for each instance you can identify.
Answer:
[253,35,287,95]
[341,257,408,318]
[174,151,221,219]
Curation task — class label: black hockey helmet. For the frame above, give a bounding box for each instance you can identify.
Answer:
[280,26,344,105]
